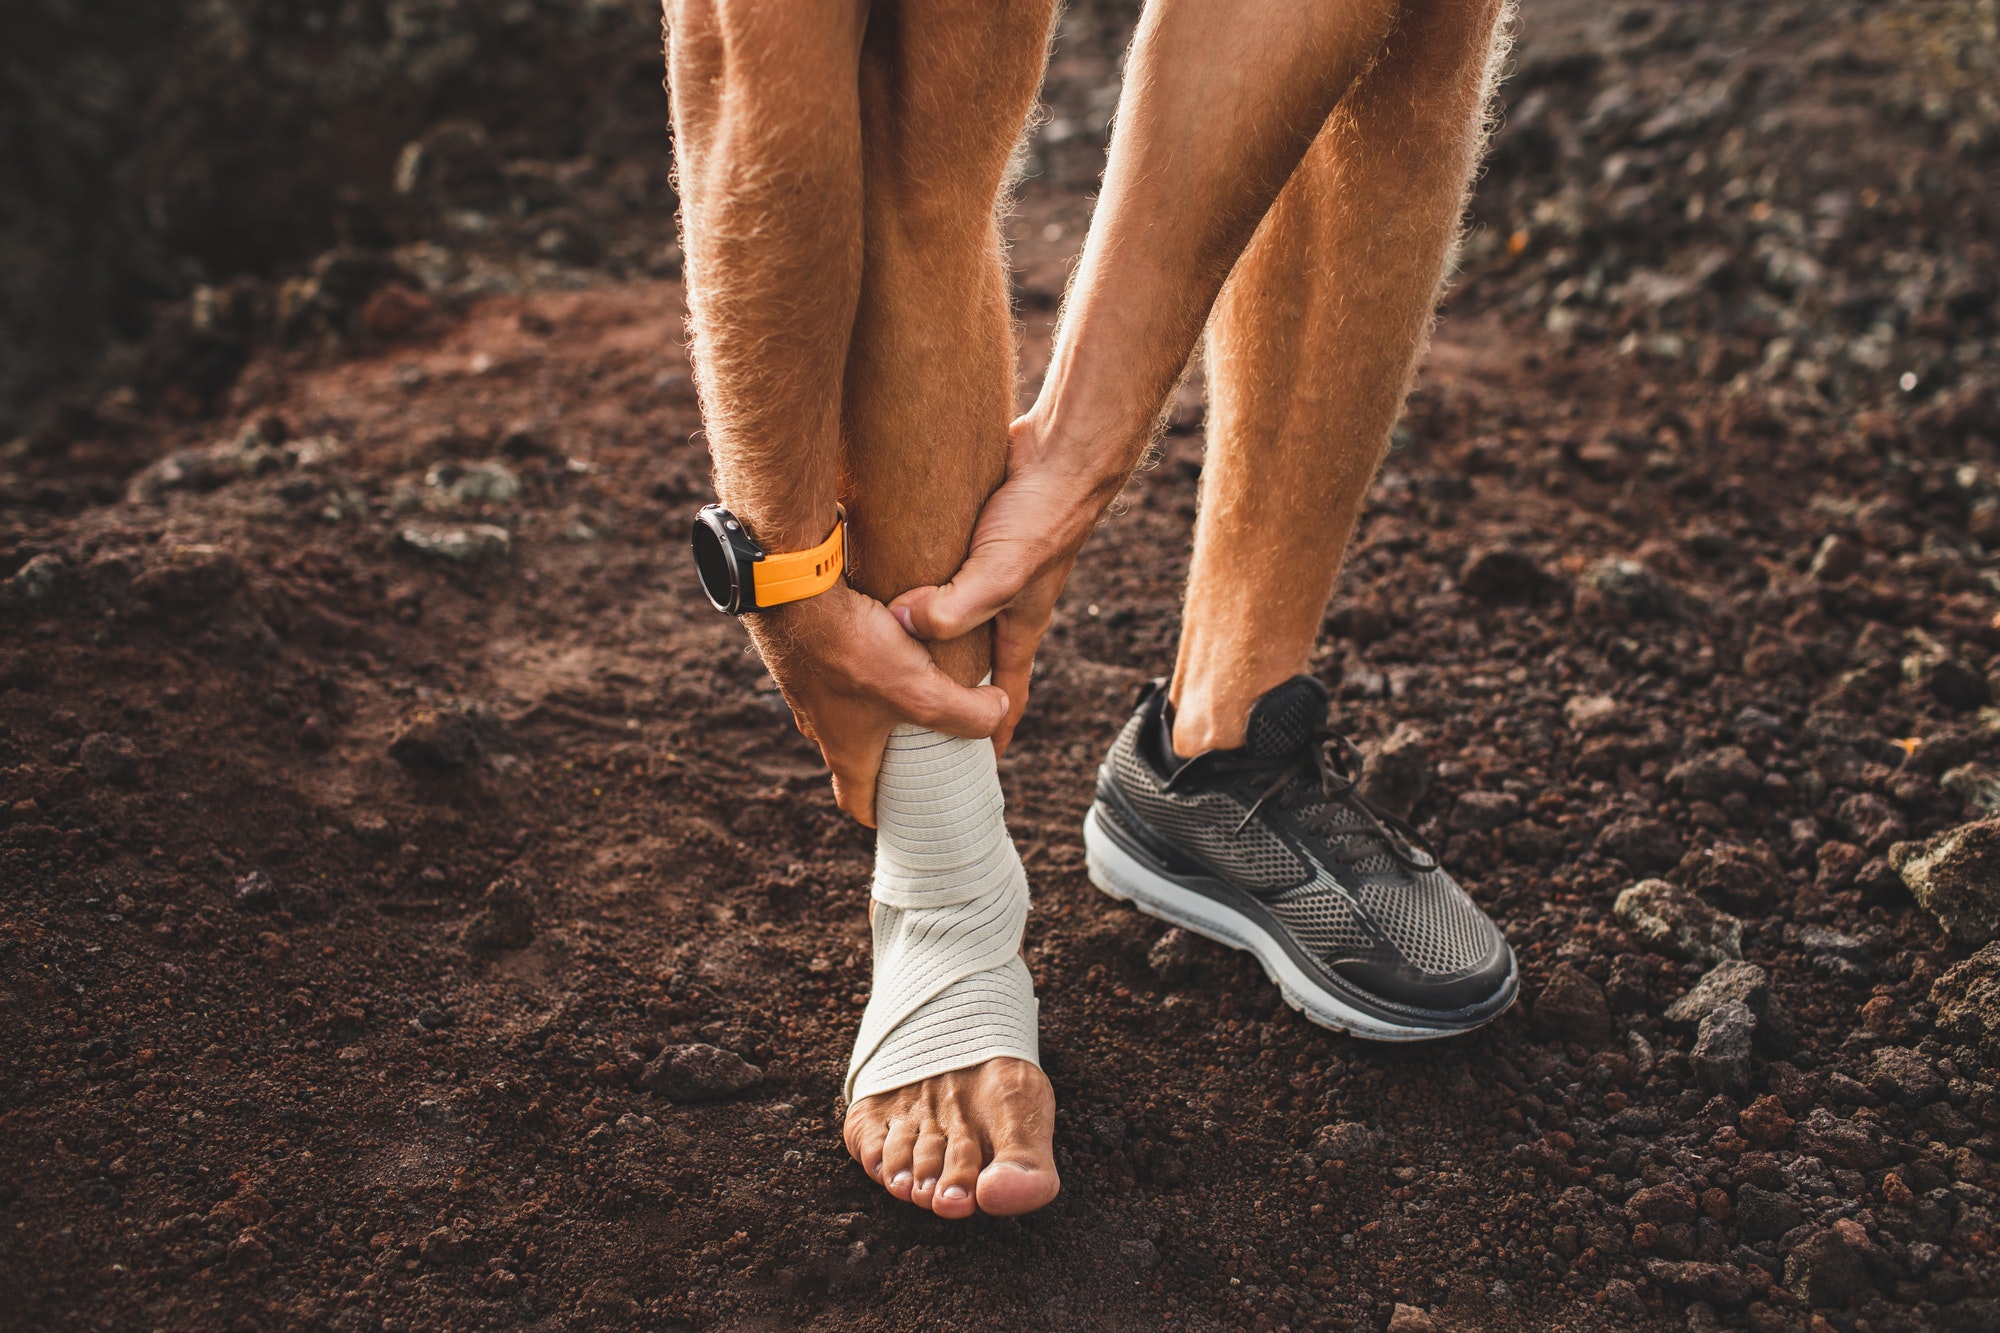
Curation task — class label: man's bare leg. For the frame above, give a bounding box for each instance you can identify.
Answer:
[838,0,1061,1221]
[1171,0,1511,754]
[668,0,1058,1219]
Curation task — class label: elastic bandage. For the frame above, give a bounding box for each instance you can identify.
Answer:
[845,725,1039,1103]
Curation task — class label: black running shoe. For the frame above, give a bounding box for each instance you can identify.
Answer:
[1084,676,1517,1039]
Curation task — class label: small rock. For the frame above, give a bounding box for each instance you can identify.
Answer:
[1448,789,1520,832]
[1,552,70,610]
[388,703,504,771]
[1459,545,1545,601]
[1733,1184,1801,1242]
[1564,693,1628,736]
[1866,1046,1942,1106]
[1663,960,1769,1028]
[641,1043,763,1102]
[1583,557,1675,619]
[232,870,280,912]
[1783,1220,1876,1307]
[462,878,536,954]
[1326,595,1393,645]
[1666,747,1763,802]
[1385,1304,1439,1333]
[1794,1108,1884,1170]
[362,283,432,338]
[1596,817,1684,874]
[1532,962,1611,1045]
[1613,879,1742,966]
[1906,651,1990,711]
[419,1223,481,1266]
[1737,1095,1795,1149]
[1116,1237,1159,1272]
[1146,927,1199,984]
[78,733,140,786]
[1674,842,1782,912]
[1931,941,2000,1064]
[130,544,241,610]
[1307,1121,1377,1163]
[399,523,512,563]
[1356,723,1430,821]
[1808,534,1865,582]
[1644,1259,1751,1308]
[1941,763,2000,817]
[1891,819,2000,945]
[425,460,523,508]
[1690,1002,1755,1098]
[1835,791,1906,852]
[1793,924,1874,985]
[1815,840,1869,891]
[1627,1182,1696,1226]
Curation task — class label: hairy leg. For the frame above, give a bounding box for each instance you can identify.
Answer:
[836,0,1061,1221]
[1170,0,1512,755]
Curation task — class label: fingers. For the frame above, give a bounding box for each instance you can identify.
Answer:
[988,623,1038,757]
[891,547,1031,642]
[827,744,880,828]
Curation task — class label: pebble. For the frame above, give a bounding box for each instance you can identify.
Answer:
[1793,1108,1884,1170]
[462,878,537,954]
[1674,842,1781,912]
[1835,791,1906,852]
[1890,819,2000,945]
[1941,763,2000,817]
[1783,1220,1877,1307]
[1732,1184,1801,1243]
[640,1043,763,1102]
[1690,1002,1755,1097]
[398,523,512,563]
[1866,1047,1943,1107]
[1447,789,1519,831]
[1737,1095,1795,1149]
[78,732,140,786]
[1595,817,1684,874]
[425,460,523,508]
[1666,747,1763,802]
[1563,692,1625,735]
[1663,960,1769,1028]
[1613,879,1742,966]
[1385,1304,1440,1333]
[1,552,70,609]
[1355,723,1430,821]
[1307,1121,1377,1163]
[1146,927,1199,984]
[1532,962,1611,1045]
[388,703,500,771]
[232,870,280,911]
[1930,941,2000,1063]
[1457,545,1545,601]
[1582,557,1675,619]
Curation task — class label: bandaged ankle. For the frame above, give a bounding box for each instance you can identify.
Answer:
[845,725,1039,1103]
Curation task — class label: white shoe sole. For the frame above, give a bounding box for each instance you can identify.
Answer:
[1084,804,1500,1042]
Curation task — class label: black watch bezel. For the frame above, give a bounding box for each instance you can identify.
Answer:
[691,504,766,614]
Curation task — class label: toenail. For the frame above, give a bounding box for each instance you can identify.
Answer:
[942,1185,968,1201]
[918,1178,936,1193]
[890,1170,911,1188]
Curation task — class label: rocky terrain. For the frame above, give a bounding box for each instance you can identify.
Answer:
[3,0,2000,1330]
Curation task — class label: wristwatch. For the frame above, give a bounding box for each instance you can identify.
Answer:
[691,503,847,615]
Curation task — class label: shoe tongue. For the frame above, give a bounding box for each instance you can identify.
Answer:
[1243,676,1329,759]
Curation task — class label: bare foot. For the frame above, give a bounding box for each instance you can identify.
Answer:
[842,1057,1059,1219]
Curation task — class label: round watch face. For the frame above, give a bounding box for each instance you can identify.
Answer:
[691,515,738,613]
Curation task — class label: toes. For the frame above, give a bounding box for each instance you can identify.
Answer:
[844,1102,891,1182]
[931,1132,983,1220]
[879,1117,919,1201]
[975,1063,1060,1217]
[907,1128,948,1210]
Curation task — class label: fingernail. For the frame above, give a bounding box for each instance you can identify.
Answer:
[918,1177,936,1194]
[942,1185,969,1201]
[891,605,916,635]
[890,1170,911,1188]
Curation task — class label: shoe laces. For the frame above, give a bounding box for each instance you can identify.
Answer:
[1171,726,1439,874]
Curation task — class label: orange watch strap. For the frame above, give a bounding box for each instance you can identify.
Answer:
[750,510,846,608]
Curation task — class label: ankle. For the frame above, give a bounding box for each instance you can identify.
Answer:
[1166,689,1250,759]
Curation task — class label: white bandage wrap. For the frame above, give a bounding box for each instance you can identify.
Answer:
[845,725,1040,1103]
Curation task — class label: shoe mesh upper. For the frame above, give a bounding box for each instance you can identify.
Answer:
[1104,696,1501,980]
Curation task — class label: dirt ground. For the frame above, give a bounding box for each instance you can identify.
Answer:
[4,1,2000,1330]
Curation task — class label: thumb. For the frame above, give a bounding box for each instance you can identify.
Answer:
[898,667,1010,740]
[890,548,1028,642]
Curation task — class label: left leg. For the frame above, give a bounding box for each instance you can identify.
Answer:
[836,0,1062,1221]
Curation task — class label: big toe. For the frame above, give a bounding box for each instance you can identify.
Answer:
[976,1151,1059,1217]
